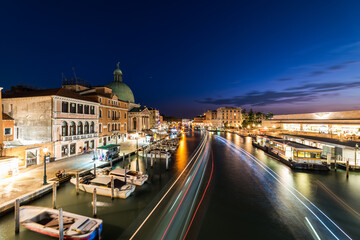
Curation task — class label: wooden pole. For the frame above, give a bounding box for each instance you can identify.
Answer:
[145,151,148,171]
[93,163,96,176]
[110,156,113,169]
[59,208,64,240]
[128,153,131,169]
[76,172,79,195]
[93,188,97,217]
[166,154,169,170]
[53,182,57,209]
[151,152,153,168]
[124,166,127,184]
[334,156,337,171]
[111,176,114,200]
[346,159,349,179]
[123,153,125,168]
[15,199,19,234]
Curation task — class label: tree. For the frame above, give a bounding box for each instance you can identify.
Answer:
[265,112,274,120]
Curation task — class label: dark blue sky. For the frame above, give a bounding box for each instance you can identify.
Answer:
[1,0,360,118]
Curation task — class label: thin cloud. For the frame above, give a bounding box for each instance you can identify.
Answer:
[277,78,292,82]
[197,81,360,107]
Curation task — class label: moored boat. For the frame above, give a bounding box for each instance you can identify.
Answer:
[20,206,102,240]
[139,149,171,159]
[70,175,135,199]
[108,168,148,186]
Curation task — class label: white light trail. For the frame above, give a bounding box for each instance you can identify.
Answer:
[216,135,352,240]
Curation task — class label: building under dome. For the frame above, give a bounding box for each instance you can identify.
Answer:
[107,62,135,103]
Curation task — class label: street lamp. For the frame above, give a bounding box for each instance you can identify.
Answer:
[43,147,48,185]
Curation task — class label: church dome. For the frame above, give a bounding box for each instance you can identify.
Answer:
[107,63,135,103]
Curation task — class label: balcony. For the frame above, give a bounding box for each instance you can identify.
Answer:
[61,133,98,141]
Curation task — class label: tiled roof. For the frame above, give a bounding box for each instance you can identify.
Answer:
[3,88,98,103]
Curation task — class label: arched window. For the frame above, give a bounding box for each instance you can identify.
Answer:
[61,121,68,136]
[84,122,89,134]
[99,109,102,118]
[124,123,127,131]
[90,122,94,133]
[78,121,83,135]
[69,121,76,136]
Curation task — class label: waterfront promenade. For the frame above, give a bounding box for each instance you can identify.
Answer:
[0,140,145,206]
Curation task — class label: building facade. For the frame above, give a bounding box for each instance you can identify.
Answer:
[127,106,151,136]
[2,87,99,166]
[217,107,242,128]
[148,108,160,130]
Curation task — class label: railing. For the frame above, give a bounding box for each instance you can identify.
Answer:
[61,133,98,141]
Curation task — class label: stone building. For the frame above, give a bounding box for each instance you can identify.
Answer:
[148,107,160,130]
[79,86,129,146]
[2,87,99,166]
[127,106,151,136]
[216,107,242,128]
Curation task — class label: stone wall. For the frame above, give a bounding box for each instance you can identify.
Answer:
[2,96,52,143]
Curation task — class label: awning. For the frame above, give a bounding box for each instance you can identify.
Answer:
[97,144,120,150]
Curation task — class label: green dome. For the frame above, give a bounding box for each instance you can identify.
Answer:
[113,68,122,75]
[107,81,135,103]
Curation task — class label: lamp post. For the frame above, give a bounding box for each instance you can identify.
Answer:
[43,147,48,185]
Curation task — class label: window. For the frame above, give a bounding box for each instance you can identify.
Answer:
[124,123,127,131]
[108,123,110,131]
[90,140,94,149]
[61,121,68,136]
[84,105,90,114]
[90,106,95,115]
[61,145,68,157]
[78,121,83,135]
[62,102,68,113]
[90,122,94,133]
[70,143,76,155]
[78,104,83,114]
[70,103,76,113]
[69,121,76,135]
[84,122,89,134]
[119,111,121,119]
[4,128,12,135]
[99,98,102,103]
[99,109,102,118]
[124,113,126,119]
[99,124,102,133]
[108,110,111,118]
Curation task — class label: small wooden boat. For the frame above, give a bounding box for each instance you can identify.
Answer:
[20,206,102,240]
[70,175,135,199]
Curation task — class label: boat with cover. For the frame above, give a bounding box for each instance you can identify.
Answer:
[139,149,171,159]
[20,206,102,240]
[70,175,135,199]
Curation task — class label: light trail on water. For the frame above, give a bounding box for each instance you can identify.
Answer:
[215,135,352,240]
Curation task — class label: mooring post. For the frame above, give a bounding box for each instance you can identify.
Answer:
[59,208,64,240]
[124,166,127,184]
[346,159,349,179]
[334,156,337,171]
[123,153,125,168]
[154,151,157,165]
[93,188,97,217]
[151,152,153,168]
[53,182,57,209]
[93,163,96,176]
[128,153,131,169]
[15,199,19,234]
[111,176,114,200]
[76,172,79,195]
[145,150,148,171]
[166,154,169,170]
[110,157,113,169]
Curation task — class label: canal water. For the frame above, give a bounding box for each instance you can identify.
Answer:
[0,131,204,240]
[194,132,360,240]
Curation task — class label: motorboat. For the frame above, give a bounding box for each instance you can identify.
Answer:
[109,168,148,186]
[70,175,135,199]
[20,206,102,240]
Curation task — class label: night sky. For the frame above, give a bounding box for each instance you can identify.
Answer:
[1,1,360,118]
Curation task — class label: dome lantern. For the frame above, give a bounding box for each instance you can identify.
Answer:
[113,62,123,82]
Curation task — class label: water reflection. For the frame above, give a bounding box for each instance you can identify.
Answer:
[174,134,188,174]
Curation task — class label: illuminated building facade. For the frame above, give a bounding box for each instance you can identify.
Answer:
[263,110,360,138]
